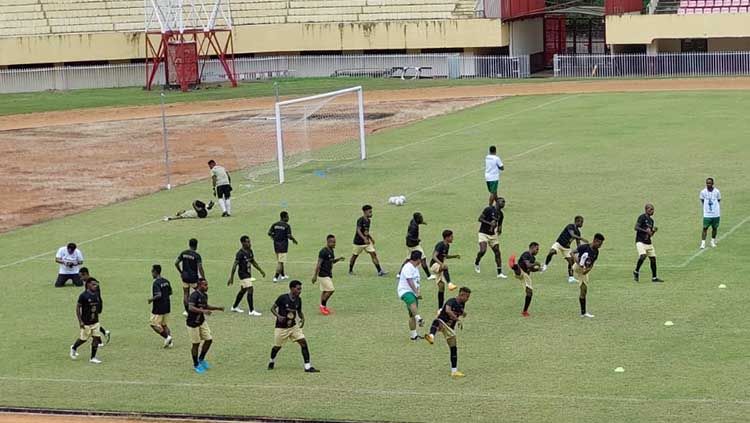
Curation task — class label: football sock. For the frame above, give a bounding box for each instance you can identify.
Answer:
[415,314,422,322]
[301,343,311,363]
[159,328,168,339]
[496,267,503,275]
[523,292,533,312]
[475,251,484,266]
[90,339,99,359]
[199,340,212,360]
[274,273,280,279]
[450,346,458,368]
[225,199,231,214]
[233,289,245,308]
[72,339,86,350]
[567,262,574,277]
[246,290,254,311]
[437,291,445,309]
[270,346,281,360]
[579,297,586,315]
[649,257,657,278]
[444,269,452,282]
[375,263,382,273]
[429,320,440,335]
[410,330,418,338]
[218,199,226,213]
[545,252,554,265]
[191,347,200,367]
[99,326,107,336]
[421,262,430,276]
[321,298,328,307]
[635,256,646,272]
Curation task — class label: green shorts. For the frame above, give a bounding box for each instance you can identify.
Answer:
[486,180,499,194]
[703,216,720,229]
[400,292,418,312]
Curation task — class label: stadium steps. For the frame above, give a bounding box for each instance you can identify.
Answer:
[655,0,680,13]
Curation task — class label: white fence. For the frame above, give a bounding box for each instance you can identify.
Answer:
[554,52,750,78]
[0,54,530,94]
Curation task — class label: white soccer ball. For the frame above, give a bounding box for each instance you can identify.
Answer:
[398,195,407,204]
[388,196,397,205]
[395,198,404,206]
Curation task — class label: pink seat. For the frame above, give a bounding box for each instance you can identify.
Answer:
[705,0,714,6]
[697,0,705,6]
[731,0,740,6]
[740,5,748,10]
[700,7,710,12]
[686,7,695,12]
[712,7,722,12]
[741,0,749,6]
[688,0,697,6]
[730,6,739,11]
[680,0,689,5]
[678,7,687,13]
[721,6,730,11]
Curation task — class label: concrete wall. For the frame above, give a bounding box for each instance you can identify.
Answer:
[642,37,750,54]
[606,14,750,45]
[508,17,543,56]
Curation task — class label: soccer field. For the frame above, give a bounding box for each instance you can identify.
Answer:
[1,90,749,422]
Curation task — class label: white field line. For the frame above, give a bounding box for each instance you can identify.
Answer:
[677,215,750,268]
[0,376,748,406]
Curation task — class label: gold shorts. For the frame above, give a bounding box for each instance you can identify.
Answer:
[551,242,572,258]
[572,264,589,285]
[438,322,456,340]
[478,232,499,248]
[187,322,212,344]
[318,276,334,292]
[276,253,288,263]
[273,326,305,347]
[240,277,256,288]
[79,323,101,341]
[180,209,198,219]
[406,245,425,258]
[515,270,533,289]
[636,242,656,257]
[182,282,197,290]
[352,243,376,256]
[149,313,169,327]
[430,262,446,284]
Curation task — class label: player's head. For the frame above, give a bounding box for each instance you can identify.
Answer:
[706,177,714,190]
[326,234,336,248]
[592,233,605,249]
[289,279,302,296]
[152,264,162,278]
[413,212,424,224]
[442,229,454,243]
[574,215,584,227]
[489,145,496,154]
[529,242,540,255]
[85,277,98,292]
[645,203,655,216]
[496,196,505,209]
[280,211,289,222]
[67,242,77,253]
[189,238,198,250]
[362,204,373,217]
[79,267,90,280]
[197,278,208,292]
[240,235,251,249]
[207,159,216,169]
[409,250,422,263]
[457,286,471,303]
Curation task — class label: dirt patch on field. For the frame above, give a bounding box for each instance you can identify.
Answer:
[1,77,749,233]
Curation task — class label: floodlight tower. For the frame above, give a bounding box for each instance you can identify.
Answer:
[144,0,237,91]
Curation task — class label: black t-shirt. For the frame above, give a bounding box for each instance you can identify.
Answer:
[268,221,292,253]
[235,248,254,279]
[518,251,536,273]
[193,200,208,218]
[151,277,172,315]
[186,290,208,328]
[405,219,420,247]
[274,293,302,329]
[575,244,599,268]
[353,216,371,245]
[635,214,655,244]
[177,249,202,282]
[318,247,335,278]
[479,206,502,235]
[437,298,465,329]
[556,223,581,248]
[77,290,100,325]
[430,241,450,266]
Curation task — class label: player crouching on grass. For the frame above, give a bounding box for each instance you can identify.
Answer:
[186,278,224,374]
[425,286,471,378]
[148,264,174,348]
[509,242,542,317]
[398,251,425,341]
[164,200,214,221]
[430,230,460,310]
[572,233,605,318]
[227,235,265,316]
[70,278,103,364]
[269,280,319,373]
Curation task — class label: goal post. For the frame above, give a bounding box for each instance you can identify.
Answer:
[274,86,366,184]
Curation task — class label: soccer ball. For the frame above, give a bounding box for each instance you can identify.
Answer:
[388,195,407,206]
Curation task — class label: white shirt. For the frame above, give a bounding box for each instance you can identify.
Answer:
[397,262,421,298]
[211,165,230,186]
[700,188,721,218]
[56,246,84,275]
[484,154,503,181]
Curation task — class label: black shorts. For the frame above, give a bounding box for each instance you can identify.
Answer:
[216,184,232,199]
[55,273,82,287]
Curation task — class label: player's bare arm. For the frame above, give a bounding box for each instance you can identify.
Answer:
[270,303,280,319]
[76,303,84,328]
[447,254,461,260]
[290,234,299,245]
[298,310,306,328]
[198,263,205,279]
[334,256,345,263]
[312,259,322,283]
[148,291,162,304]
[174,259,182,275]
[250,259,266,278]
[227,260,238,286]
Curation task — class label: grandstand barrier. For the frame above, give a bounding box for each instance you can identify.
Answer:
[0,54,530,93]
[553,52,750,77]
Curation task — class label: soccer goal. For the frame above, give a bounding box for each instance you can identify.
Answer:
[274,86,366,183]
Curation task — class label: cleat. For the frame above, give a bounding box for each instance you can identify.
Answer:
[320,305,330,316]
[474,265,481,274]
[541,264,548,272]
[194,365,206,374]
[305,367,320,373]
[230,307,244,313]
[89,357,102,364]
[427,274,436,280]
[162,216,170,222]
[273,277,278,283]
[282,275,289,280]
[267,362,275,370]
[497,273,508,279]
[425,334,435,344]
[700,241,706,249]
[508,255,517,269]
[568,276,578,284]
[581,313,595,318]
[248,310,262,317]
[451,371,465,378]
[521,311,530,317]
[632,271,639,282]
[199,360,211,370]
[164,336,173,348]
[410,335,423,341]
[70,346,78,360]
[652,277,664,283]
[417,317,424,327]
[711,240,717,248]
[447,282,457,291]
[348,271,354,276]
[378,270,388,277]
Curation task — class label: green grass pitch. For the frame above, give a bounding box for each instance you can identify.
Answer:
[1,90,749,422]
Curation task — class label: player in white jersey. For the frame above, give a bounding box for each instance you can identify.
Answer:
[54,242,84,287]
[700,177,721,249]
[397,251,424,341]
[484,145,504,206]
[208,159,232,217]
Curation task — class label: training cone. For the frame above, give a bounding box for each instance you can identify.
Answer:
[614,367,625,373]
[664,321,674,326]
[718,284,727,289]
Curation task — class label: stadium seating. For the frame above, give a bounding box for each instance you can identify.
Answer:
[676,0,750,13]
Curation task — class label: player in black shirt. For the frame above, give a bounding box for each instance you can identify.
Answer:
[510,242,541,317]
[268,280,319,372]
[78,267,111,346]
[70,278,103,364]
[348,205,387,276]
[474,197,507,278]
[543,216,588,283]
[186,278,224,373]
[175,238,205,315]
[430,230,461,309]
[147,264,174,348]
[313,234,345,315]
[633,204,663,282]
[425,286,471,378]
[268,211,298,282]
[399,212,432,279]
[228,235,266,316]
[164,200,215,221]
[572,233,605,318]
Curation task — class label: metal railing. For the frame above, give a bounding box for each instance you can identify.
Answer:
[0,54,530,94]
[554,52,750,78]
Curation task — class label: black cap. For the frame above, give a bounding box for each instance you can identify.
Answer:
[410,250,423,261]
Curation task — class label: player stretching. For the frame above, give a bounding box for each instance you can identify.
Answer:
[700,177,721,249]
[543,216,588,283]
[79,268,111,345]
[268,211,298,281]
[269,280,319,373]
[572,233,605,318]
[313,235,345,315]
[69,278,103,364]
[148,264,174,348]
[633,204,663,283]
[208,159,232,217]
[175,238,204,316]
[398,251,425,341]
[400,212,433,279]
[484,145,504,206]
[425,286,471,378]
[164,200,214,221]
[228,235,266,316]
[186,279,224,374]
[430,230,460,310]
[474,197,507,278]
[349,205,387,276]
[510,242,541,317]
